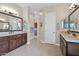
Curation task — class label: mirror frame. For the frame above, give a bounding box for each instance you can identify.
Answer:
[0,11,23,32]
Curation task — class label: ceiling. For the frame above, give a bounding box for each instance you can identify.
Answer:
[17,3,60,11]
[17,3,71,16]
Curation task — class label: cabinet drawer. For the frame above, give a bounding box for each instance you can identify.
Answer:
[16,34,22,38]
[0,37,8,40]
[9,35,16,39]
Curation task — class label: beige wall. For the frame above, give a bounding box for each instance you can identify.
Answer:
[0,3,23,17]
[39,3,71,45]
[22,7,35,43]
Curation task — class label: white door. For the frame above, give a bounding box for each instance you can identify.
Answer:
[44,12,56,44]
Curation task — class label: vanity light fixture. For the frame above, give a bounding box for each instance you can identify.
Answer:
[1,6,18,16]
[69,3,79,10]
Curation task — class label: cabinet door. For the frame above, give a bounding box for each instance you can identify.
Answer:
[0,37,8,55]
[22,33,27,44]
[16,35,22,47]
[9,38,17,51]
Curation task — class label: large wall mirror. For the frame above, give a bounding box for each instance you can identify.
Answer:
[0,12,23,32]
[70,7,79,31]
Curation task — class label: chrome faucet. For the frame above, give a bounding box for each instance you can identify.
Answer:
[8,24,14,34]
[8,30,14,34]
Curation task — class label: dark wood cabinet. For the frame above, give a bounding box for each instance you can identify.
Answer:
[0,37,8,55]
[60,34,79,56]
[0,33,27,55]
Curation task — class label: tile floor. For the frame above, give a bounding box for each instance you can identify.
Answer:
[4,38,62,56]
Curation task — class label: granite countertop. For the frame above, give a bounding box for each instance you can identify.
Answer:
[0,31,27,37]
[61,32,79,43]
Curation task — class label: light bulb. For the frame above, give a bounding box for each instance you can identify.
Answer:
[39,12,43,15]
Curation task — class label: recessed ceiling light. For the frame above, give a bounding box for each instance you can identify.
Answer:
[39,12,43,15]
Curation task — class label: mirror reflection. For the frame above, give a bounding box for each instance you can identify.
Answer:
[70,8,79,31]
[8,16,22,30]
[0,21,9,31]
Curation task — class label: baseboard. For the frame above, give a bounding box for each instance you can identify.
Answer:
[40,40,60,46]
[34,36,39,38]
[55,44,60,46]
[26,41,30,45]
[39,40,45,43]
[27,36,34,45]
[29,36,34,40]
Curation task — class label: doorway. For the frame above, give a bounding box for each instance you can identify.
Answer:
[34,22,37,36]
[44,12,56,44]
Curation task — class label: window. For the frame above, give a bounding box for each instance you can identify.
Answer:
[63,20,76,29]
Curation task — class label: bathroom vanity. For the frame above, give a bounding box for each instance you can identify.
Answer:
[60,32,79,56]
[60,4,79,56]
[0,7,27,55]
[0,31,27,55]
